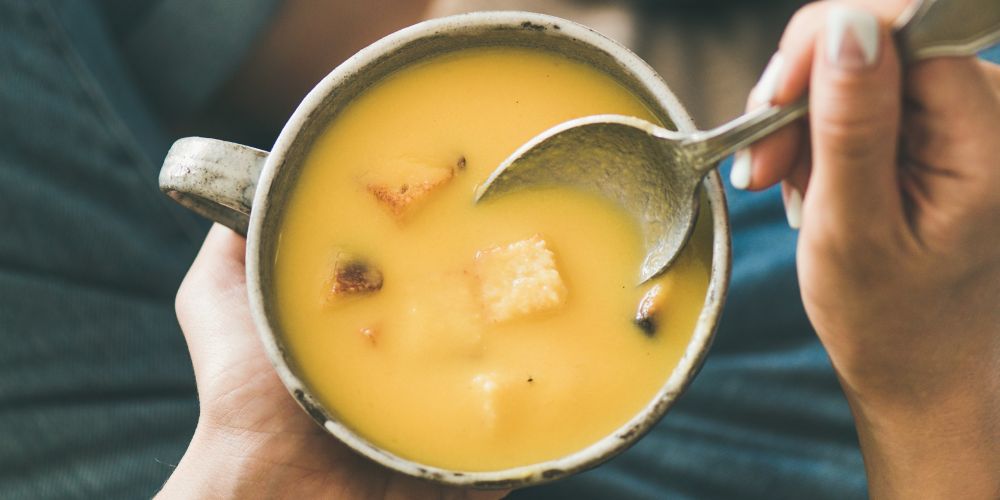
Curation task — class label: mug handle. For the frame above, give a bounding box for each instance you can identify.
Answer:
[158,137,268,236]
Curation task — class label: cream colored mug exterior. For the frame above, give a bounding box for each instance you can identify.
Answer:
[159,11,731,488]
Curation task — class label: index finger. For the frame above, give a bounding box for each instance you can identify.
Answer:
[741,0,913,191]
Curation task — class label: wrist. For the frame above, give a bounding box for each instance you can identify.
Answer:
[814,308,999,408]
[837,369,1000,499]
[156,424,291,499]
[156,426,240,499]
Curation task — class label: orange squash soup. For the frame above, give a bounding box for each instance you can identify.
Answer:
[274,47,712,471]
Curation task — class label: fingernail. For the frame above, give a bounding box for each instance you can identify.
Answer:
[750,53,785,104]
[785,187,802,229]
[730,150,752,190]
[827,6,879,69]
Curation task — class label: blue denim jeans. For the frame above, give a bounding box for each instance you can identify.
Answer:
[1,1,997,498]
[0,1,273,498]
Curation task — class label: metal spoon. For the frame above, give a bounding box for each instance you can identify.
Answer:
[475,0,1000,284]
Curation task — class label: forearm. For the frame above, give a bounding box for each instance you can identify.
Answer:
[841,369,1000,499]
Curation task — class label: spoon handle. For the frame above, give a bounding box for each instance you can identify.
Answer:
[687,0,1000,173]
[896,0,1000,61]
[685,100,808,171]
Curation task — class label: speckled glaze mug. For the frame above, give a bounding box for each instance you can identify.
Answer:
[158,11,731,489]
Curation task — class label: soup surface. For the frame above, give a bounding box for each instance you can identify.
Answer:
[275,47,712,471]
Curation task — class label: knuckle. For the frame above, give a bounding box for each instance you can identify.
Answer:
[812,90,896,158]
[805,223,894,283]
[786,2,829,34]
[780,1,833,50]
[174,269,200,327]
[921,190,997,255]
[813,114,889,162]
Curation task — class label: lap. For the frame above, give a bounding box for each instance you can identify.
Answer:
[0,2,204,498]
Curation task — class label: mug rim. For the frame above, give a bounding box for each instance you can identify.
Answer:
[245,10,731,488]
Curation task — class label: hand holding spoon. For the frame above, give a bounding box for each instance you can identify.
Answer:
[475,0,1000,284]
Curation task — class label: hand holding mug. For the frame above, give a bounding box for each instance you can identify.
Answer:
[157,225,508,500]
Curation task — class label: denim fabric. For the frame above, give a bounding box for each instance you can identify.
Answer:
[110,0,282,121]
[0,1,274,498]
[983,43,1000,62]
[1,0,997,497]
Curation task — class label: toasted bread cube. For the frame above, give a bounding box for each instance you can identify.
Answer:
[634,281,670,336]
[359,326,378,345]
[473,235,567,323]
[365,159,456,219]
[326,251,383,303]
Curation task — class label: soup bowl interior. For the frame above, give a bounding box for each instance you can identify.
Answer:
[244,11,731,488]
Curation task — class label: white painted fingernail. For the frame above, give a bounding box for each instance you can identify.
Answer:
[785,187,802,229]
[827,5,879,68]
[730,150,752,190]
[750,53,785,104]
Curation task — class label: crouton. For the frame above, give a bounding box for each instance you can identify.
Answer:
[326,251,383,303]
[634,282,669,336]
[364,158,460,219]
[473,235,567,323]
[359,326,378,345]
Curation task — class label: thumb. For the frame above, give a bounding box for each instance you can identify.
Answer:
[806,4,903,232]
[175,224,258,390]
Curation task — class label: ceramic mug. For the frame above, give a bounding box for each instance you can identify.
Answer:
[159,11,731,489]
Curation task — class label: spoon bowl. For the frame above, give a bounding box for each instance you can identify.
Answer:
[475,115,717,283]
[475,106,805,283]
